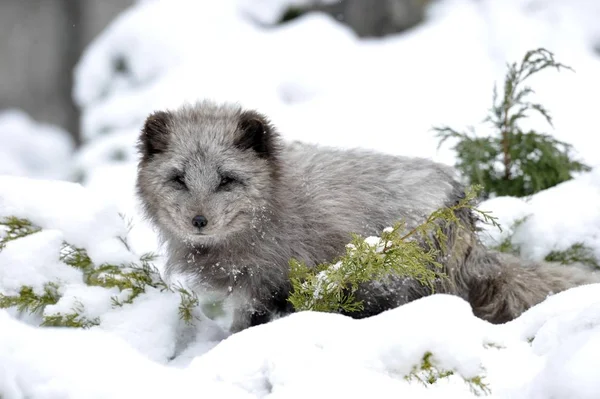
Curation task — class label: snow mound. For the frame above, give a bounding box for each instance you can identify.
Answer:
[0,310,248,399]
[0,110,74,180]
[0,176,228,365]
[0,175,136,265]
[478,167,600,263]
[1,175,600,398]
[3,287,600,398]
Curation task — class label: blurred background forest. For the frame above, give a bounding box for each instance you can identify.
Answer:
[0,0,133,143]
[0,0,440,146]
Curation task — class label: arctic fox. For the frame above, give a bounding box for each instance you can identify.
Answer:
[136,100,597,332]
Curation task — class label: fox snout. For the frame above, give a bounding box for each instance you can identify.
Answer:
[192,215,208,230]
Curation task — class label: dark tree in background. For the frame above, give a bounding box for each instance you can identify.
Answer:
[280,0,431,37]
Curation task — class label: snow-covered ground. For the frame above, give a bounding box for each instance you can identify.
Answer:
[0,110,74,180]
[1,0,600,397]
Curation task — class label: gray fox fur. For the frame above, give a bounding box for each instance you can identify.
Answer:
[136,100,598,332]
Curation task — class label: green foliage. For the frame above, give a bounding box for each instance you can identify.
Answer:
[0,216,41,250]
[41,312,100,328]
[279,6,306,23]
[405,352,491,396]
[436,48,590,198]
[0,284,60,314]
[0,217,202,328]
[85,255,170,307]
[405,352,454,385]
[491,218,599,269]
[288,185,500,313]
[41,301,100,328]
[489,216,529,255]
[60,243,93,271]
[173,283,201,324]
[288,227,442,314]
[545,243,599,269]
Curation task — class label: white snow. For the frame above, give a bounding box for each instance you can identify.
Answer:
[0,230,83,296]
[0,176,137,266]
[478,167,600,263]
[3,288,600,398]
[0,310,250,399]
[0,109,74,180]
[1,0,600,397]
[44,284,120,321]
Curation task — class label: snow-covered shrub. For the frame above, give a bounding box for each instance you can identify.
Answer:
[545,243,599,269]
[0,175,228,364]
[476,167,600,267]
[491,217,599,270]
[0,215,200,328]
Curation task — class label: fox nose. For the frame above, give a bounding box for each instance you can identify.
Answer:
[192,215,208,229]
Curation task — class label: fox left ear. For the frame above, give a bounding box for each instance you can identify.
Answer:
[138,110,172,161]
[235,110,278,159]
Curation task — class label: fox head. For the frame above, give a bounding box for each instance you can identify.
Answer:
[136,101,282,245]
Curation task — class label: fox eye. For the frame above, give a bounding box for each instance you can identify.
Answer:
[171,174,187,189]
[218,175,235,189]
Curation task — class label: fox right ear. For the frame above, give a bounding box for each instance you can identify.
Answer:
[235,110,278,159]
[139,111,171,160]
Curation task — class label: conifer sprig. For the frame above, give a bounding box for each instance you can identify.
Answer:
[405,351,491,396]
[41,301,101,328]
[0,284,60,314]
[0,216,41,250]
[545,243,600,269]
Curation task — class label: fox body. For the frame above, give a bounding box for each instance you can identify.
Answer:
[136,101,597,332]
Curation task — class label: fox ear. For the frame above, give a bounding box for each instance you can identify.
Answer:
[139,111,172,160]
[235,110,277,159]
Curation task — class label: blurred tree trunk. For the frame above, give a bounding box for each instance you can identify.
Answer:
[60,0,84,145]
[0,0,132,146]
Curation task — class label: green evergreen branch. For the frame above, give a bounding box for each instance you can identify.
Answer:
[87,261,169,305]
[435,48,590,198]
[42,301,100,328]
[405,351,491,396]
[0,217,203,328]
[0,283,60,314]
[60,243,93,272]
[404,352,455,385]
[491,218,599,269]
[545,243,599,269]
[288,186,497,313]
[42,312,100,328]
[0,217,42,250]
[490,216,529,255]
[172,283,201,324]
